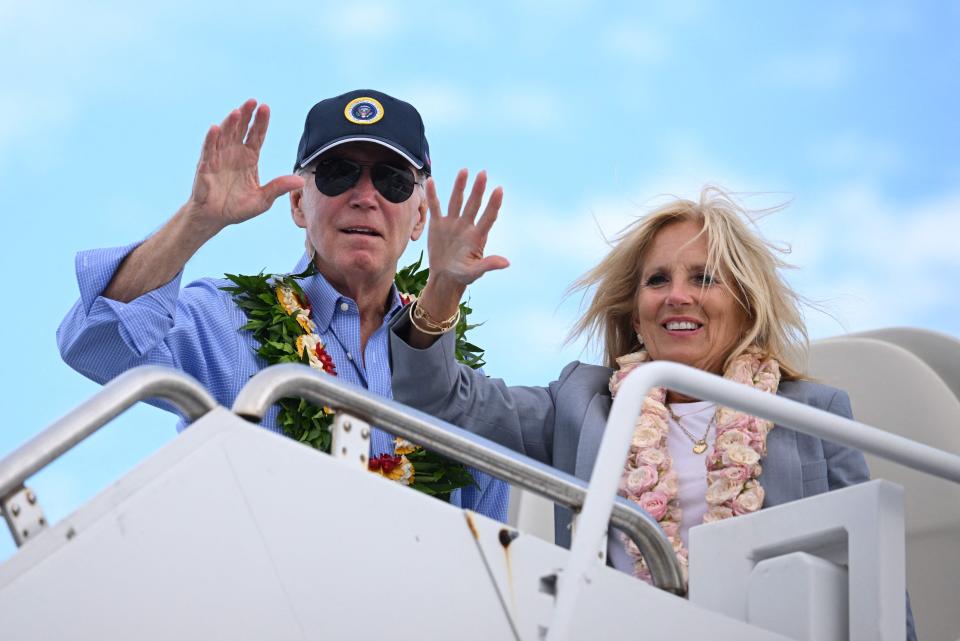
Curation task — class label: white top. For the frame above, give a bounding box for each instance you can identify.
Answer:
[666,401,716,547]
[608,400,716,574]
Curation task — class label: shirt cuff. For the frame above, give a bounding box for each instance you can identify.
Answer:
[74,242,186,357]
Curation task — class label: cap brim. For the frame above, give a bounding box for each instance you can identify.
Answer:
[299,136,424,170]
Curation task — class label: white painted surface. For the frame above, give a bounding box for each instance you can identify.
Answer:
[0,407,796,640]
[689,480,906,641]
[748,552,848,641]
[810,330,960,641]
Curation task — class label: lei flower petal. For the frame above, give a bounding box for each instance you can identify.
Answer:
[394,437,418,456]
[369,454,415,486]
[610,347,781,585]
[276,285,302,315]
[225,255,479,503]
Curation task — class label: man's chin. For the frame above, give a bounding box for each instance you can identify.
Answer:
[319,254,396,282]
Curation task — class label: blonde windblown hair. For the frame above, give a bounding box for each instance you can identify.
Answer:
[568,185,808,380]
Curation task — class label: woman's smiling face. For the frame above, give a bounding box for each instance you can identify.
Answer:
[634,219,748,375]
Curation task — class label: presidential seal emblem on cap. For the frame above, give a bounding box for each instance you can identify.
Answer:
[344,97,384,125]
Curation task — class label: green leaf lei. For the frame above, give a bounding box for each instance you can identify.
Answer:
[221,253,483,502]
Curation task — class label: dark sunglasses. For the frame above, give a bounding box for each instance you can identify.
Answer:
[310,157,421,203]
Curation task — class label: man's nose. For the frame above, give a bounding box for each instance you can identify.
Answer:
[348,167,378,205]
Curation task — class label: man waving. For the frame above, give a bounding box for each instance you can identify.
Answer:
[57,90,508,518]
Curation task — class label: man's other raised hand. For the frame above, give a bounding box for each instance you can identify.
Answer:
[187,99,304,232]
[101,100,303,302]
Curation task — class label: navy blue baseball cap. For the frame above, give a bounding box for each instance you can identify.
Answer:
[295,89,431,174]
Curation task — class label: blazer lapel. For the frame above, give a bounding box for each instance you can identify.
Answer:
[574,392,613,481]
[760,422,804,506]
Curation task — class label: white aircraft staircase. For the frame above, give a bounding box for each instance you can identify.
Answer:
[1,361,958,640]
[808,328,960,641]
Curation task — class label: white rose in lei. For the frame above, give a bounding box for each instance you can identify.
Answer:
[724,443,761,466]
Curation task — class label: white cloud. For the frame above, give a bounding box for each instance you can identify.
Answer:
[298,1,491,46]
[0,1,168,162]
[487,87,565,130]
[770,183,960,272]
[474,152,782,379]
[479,146,960,380]
[403,82,567,131]
[763,49,852,90]
[512,306,576,351]
[806,132,903,176]
[732,182,960,336]
[426,6,492,45]
[492,135,785,280]
[321,2,407,40]
[832,3,919,36]
[650,132,787,193]
[493,195,625,263]
[470,288,602,385]
[516,0,596,15]
[658,0,709,22]
[600,23,669,64]
[1,1,150,70]
[405,84,475,128]
[0,93,73,153]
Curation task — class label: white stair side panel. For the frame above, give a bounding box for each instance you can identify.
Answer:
[0,411,304,640]
[468,516,793,640]
[215,422,516,639]
[0,409,515,641]
[1,405,802,641]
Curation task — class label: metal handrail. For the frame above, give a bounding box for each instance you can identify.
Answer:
[0,366,218,500]
[548,360,960,641]
[232,363,686,595]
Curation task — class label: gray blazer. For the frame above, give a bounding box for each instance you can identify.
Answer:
[390,319,869,538]
[389,318,916,639]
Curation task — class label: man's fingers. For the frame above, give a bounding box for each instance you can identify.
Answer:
[478,255,510,275]
[447,169,468,218]
[261,174,306,205]
[199,125,220,168]
[219,108,240,145]
[475,185,503,236]
[237,99,257,145]
[245,103,270,153]
[462,170,488,223]
[426,178,443,221]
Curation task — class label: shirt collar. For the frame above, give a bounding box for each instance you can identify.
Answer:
[291,253,406,334]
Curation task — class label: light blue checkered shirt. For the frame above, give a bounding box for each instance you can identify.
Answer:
[57,243,509,520]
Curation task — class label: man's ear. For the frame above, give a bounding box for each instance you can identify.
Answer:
[290,188,306,229]
[409,188,428,241]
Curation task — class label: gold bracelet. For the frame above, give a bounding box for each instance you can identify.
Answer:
[412,297,460,329]
[410,298,461,335]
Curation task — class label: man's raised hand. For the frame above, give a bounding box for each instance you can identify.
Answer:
[425,169,509,288]
[101,100,304,302]
[407,169,508,345]
[188,99,304,231]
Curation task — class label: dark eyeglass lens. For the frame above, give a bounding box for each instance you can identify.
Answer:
[313,158,416,202]
[371,164,416,203]
[314,159,361,197]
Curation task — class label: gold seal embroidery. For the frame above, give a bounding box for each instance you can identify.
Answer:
[344,97,385,124]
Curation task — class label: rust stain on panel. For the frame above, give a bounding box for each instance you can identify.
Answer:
[465,511,480,540]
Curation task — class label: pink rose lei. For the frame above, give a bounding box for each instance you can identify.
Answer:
[610,347,781,584]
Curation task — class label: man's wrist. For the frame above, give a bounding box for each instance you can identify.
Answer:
[419,276,466,320]
[174,202,226,248]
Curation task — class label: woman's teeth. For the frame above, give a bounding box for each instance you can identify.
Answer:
[664,321,700,331]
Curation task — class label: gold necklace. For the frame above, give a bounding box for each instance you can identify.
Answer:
[668,404,714,454]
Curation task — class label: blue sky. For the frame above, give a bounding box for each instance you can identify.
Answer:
[1,1,958,559]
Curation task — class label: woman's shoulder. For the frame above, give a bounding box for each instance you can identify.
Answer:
[778,378,850,411]
[555,361,613,393]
